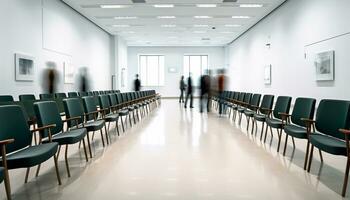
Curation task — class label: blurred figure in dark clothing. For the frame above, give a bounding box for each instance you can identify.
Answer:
[200,70,211,113]
[78,67,90,92]
[134,74,141,91]
[184,74,193,109]
[179,75,186,103]
[218,69,227,115]
[42,61,58,94]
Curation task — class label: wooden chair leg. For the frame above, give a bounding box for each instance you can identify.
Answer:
[318,149,324,162]
[121,116,125,132]
[82,138,88,162]
[283,134,289,156]
[304,141,310,170]
[307,145,314,172]
[35,164,41,177]
[57,145,62,158]
[342,157,350,197]
[100,130,105,147]
[24,168,30,183]
[3,169,11,200]
[260,122,265,141]
[65,145,71,177]
[104,125,109,145]
[264,124,269,143]
[116,119,120,136]
[277,129,282,152]
[292,137,296,148]
[86,134,93,158]
[53,155,62,185]
[246,116,250,131]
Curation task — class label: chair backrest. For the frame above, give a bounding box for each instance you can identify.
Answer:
[99,95,111,113]
[291,97,316,127]
[68,92,78,98]
[34,101,63,137]
[93,91,99,96]
[238,92,245,102]
[250,94,261,110]
[63,98,85,127]
[260,95,275,115]
[0,105,32,153]
[19,94,36,101]
[0,95,14,102]
[273,96,292,119]
[243,93,252,104]
[55,93,67,98]
[39,93,54,100]
[82,96,98,121]
[315,99,350,140]
[109,94,118,106]
[87,91,94,96]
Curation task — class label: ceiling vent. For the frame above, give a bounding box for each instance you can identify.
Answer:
[223,0,238,2]
[202,38,210,41]
[132,0,146,3]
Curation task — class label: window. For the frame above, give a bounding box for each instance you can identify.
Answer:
[138,55,165,86]
[183,55,208,86]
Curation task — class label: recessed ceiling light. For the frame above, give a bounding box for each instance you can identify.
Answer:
[112,25,130,27]
[161,25,176,28]
[225,24,241,27]
[194,16,212,19]
[114,16,138,20]
[194,31,206,34]
[239,4,263,8]
[157,16,176,19]
[232,16,251,19]
[100,5,128,8]
[154,4,174,8]
[194,25,209,27]
[196,4,217,8]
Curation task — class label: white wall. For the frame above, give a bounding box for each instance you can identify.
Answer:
[0,0,113,100]
[114,36,128,91]
[127,46,225,97]
[225,0,350,103]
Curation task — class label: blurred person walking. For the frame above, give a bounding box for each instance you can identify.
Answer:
[184,74,194,109]
[179,75,186,103]
[42,61,58,94]
[218,69,227,115]
[200,70,211,113]
[134,74,141,91]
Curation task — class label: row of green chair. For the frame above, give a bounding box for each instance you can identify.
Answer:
[0,90,160,200]
[216,90,350,197]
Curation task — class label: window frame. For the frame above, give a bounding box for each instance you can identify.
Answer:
[138,54,165,87]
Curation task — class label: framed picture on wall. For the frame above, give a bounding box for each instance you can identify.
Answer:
[314,50,335,81]
[64,62,75,84]
[15,53,35,82]
[264,65,271,85]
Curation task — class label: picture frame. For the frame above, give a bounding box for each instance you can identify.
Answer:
[64,62,75,84]
[264,64,271,85]
[15,53,35,82]
[314,50,335,81]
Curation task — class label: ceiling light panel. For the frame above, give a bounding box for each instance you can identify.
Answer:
[194,16,212,19]
[153,4,174,8]
[196,4,217,8]
[157,16,176,19]
[100,5,129,8]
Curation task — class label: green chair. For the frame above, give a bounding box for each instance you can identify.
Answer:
[63,98,106,158]
[242,94,261,132]
[305,100,350,197]
[0,105,61,197]
[78,92,88,97]
[281,97,316,169]
[99,95,119,136]
[19,94,36,101]
[82,96,108,146]
[116,93,130,132]
[68,92,78,98]
[39,93,54,100]
[237,93,252,125]
[34,101,88,177]
[0,96,13,103]
[265,96,292,152]
[252,95,275,141]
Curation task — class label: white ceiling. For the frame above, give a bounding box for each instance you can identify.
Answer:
[62,0,286,46]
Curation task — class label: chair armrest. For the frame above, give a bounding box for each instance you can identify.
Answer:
[260,108,273,112]
[301,118,315,123]
[0,139,15,146]
[62,116,82,123]
[31,124,56,133]
[339,129,350,135]
[84,110,100,116]
[250,105,259,109]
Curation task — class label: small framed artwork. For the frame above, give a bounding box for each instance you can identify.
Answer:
[64,62,74,84]
[15,53,35,81]
[168,67,178,73]
[314,50,335,81]
[264,65,272,85]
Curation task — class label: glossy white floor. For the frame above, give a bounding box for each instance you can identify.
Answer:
[1,99,349,199]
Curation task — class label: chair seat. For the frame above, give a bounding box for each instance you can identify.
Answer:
[48,128,87,145]
[0,167,4,183]
[266,118,283,128]
[238,107,246,113]
[254,113,267,122]
[85,120,105,131]
[244,110,255,117]
[118,109,129,116]
[310,134,347,156]
[2,143,58,169]
[134,105,140,109]
[128,106,134,111]
[105,113,119,122]
[284,124,308,139]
